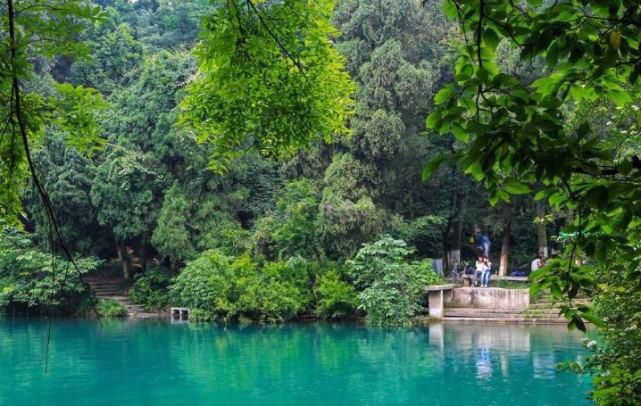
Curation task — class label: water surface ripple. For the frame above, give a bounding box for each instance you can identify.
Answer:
[0,319,591,405]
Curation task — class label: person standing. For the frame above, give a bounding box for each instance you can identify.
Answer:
[480,234,491,257]
[481,256,492,287]
[474,255,485,287]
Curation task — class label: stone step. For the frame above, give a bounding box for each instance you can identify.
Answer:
[523,314,566,321]
[532,296,591,304]
[129,312,162,319]
[90,286,123,291]
[445,307,523,315]
[443,317,567,324]
[524,310,564,316]
[93,289,125,296]
[98,296,132,305]
[298,313,318,322]
[528,301,591,309]
[444,317,527,322]
[89,284,123,289]
[89,276,149,316]
[523,309,563,316]
[444,308,524,319]
[85,279,123,284]
[528,303,558,309]
[98,295,129,300]
[86,279,122,283]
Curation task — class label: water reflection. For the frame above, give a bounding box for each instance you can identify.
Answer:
[0,319,591,405]
[434,323,586,384]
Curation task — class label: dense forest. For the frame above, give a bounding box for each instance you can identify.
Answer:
[2,1,641,402]
[1,0,550,321]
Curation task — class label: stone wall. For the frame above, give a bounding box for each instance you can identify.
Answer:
[444,287,530,310]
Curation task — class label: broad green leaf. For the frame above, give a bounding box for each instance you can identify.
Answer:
[504,180,531,195]
[434,84,455,105]
[450,123,469,142]
[464,161,485,181]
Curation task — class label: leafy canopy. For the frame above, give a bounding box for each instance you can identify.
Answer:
[180,0,356,172]
[0,0,104,225]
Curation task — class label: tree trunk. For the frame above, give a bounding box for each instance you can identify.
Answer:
[499,205,513,277]
[139,240,147,271]
[115,239,123,263]
[536,202,548,258]
[448,190,465,271]
[441,189,456,273]
[117,241,131,280]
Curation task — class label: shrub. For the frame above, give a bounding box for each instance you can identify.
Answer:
[347,236,442,326]
[316,270,358,319]
[170,251,309,323]
[129,266,172,311]
[97,298,128,318]
[0,227,100,316]
[170,250,229,319]
[189,308,214,323]
[250,258,310,322]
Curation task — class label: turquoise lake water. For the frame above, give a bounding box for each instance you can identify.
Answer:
[0,319,591,405]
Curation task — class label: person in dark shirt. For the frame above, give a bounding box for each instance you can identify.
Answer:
[479,234,491,257]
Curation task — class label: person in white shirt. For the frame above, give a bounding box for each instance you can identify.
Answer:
[474,255,486,287]
[481,256,492,287]
[531,255,542,272]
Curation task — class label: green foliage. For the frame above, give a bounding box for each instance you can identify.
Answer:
[195,211,250,257]
[394,215,446,253]
[0,226,99,315]
[97,298,128,318]
[588,264,641,403]
[0,0,103,225]
[70,22,144,94]
[170,250,226,317]
[431,1,641,402]
[170,251,309,323]
[152,183,194,266]
[180,0,355,171]
[316,270,358,320]
[272,180,321,258]
[27,134,103,255]
[319,153,390,258]
[252,179,321,259]
[188,307,215,323]
[330,0,461,258]
[103,50,196,155]
[129,266,173,312]
[91,145,163,242]
[0,0,564,352]
[51,83,109,156]
[347,236,442,325]
[101,0,210,52]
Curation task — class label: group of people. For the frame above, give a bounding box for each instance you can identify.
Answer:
[470,228,492,287]
[474,255,492,288]
[458,225,552,287]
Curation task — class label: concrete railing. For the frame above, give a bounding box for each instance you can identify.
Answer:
[444,287,529,310]
[425,284,457,318]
